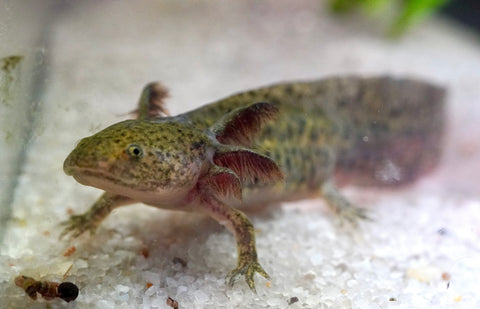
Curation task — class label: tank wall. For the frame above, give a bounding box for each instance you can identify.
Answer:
[0,1,54,240]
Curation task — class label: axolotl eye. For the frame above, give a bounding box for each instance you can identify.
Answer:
[126,144,144,159]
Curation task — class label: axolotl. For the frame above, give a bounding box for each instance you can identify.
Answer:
[61,76,445,291]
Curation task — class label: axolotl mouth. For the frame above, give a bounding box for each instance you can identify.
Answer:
[65,165,192,207]
[63,146,136,188]
[64,164,132,191]
[63,157,197,208]
[63,147,141,190]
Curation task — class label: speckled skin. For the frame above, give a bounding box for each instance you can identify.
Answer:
[61,76,445,291]
[186,77,445,190]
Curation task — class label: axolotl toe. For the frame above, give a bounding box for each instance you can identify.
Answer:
[61,76,445,291]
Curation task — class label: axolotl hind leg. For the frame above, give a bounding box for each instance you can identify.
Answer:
[320,181,370,225]
[314,147,370,225]
[278,143,369,225]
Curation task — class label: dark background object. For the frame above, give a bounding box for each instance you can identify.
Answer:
[441,0,480,34]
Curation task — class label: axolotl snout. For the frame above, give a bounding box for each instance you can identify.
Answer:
[62,76,445,291]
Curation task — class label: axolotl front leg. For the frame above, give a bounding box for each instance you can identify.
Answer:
[61,82,284,291]
[61,168,270,291]
[191,166,271,290]
[197,193,270,290]
[60,193,134,238]
[192,104,284,290]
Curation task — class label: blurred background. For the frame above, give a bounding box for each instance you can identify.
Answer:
[442,0,480,32]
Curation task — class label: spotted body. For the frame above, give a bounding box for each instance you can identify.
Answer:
[61,76,445,291]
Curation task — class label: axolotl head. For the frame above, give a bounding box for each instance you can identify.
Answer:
[64,119,212,205]
[64,103,284,207]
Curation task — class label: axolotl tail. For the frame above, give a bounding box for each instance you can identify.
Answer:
[332,77,446,187]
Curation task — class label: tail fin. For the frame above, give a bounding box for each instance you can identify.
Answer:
[334,77,446,187]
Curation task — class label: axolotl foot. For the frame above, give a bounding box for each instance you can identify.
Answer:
[59,214,99,239]
[337,205,371,227]
[227,260,270,292]
[321,181,371,227]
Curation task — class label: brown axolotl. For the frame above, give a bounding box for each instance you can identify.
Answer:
[61,76,445,291]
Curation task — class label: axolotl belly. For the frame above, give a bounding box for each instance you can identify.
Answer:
[62,76,445,291]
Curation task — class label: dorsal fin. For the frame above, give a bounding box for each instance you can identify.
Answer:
[213,146,284,185]
[130,82,170,120]
[210,102,278,147]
